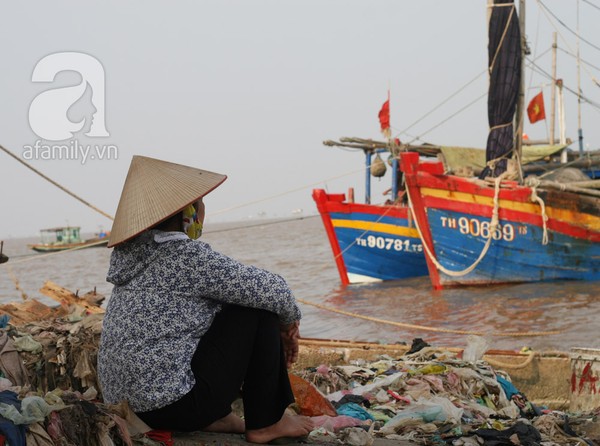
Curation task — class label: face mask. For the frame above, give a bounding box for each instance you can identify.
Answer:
[182,204,203,239]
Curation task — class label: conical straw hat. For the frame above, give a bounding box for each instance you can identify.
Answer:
[107,156,227,247]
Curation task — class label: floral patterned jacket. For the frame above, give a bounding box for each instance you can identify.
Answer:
[98,230,301,412]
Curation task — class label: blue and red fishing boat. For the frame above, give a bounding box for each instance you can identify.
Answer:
[313,139,430,285]
[401,151,600,289]
[401,0,600,289]
[313,189,428,285]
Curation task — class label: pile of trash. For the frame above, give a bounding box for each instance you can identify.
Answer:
[0,283,598,445]
[292,339,600,445]
[0,294,170,445]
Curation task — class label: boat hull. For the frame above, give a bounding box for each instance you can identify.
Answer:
[401,152,600,289]
[312,189,428,285]
[28,238,109,253]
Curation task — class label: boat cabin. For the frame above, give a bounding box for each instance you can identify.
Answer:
[39,227,82,245]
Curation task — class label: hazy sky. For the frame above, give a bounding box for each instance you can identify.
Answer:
[1,0,599,238]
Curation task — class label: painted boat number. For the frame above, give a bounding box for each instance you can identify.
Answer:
[441,216,517,242]
[355,235,423,252]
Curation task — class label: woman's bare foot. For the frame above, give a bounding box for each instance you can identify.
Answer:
[203,412,245,434]
[245,412,314,444]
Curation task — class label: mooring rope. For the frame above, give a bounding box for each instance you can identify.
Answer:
[295,298,562,337]
[484,349,569,370]
[525,178,550,245]
[485,351,536,369]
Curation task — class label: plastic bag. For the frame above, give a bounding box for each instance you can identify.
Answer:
[289,374,337,417]
[463,335,489,363]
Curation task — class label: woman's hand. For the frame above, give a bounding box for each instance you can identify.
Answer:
[280,321,300,368]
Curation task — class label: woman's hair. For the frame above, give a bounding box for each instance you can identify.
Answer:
[153,211,182,232]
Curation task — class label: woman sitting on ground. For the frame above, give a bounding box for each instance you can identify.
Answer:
[97,155,313,444]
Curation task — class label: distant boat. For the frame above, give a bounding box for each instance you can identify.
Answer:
[28,227,109,253]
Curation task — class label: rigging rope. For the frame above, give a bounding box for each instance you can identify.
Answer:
[535,0,600,93]
[0,144,114,221]
[404,93,487,146]
[0,143,364,224]
[395,70,487,138]
[537,0,600,53]
[558,46,600,73]
[527,60,600,109]
[211,168,364,216]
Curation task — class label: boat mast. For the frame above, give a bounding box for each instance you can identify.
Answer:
[576,0,584,156]
[514,0,526,181]
[550,32,557,146]
[558,79,566,146]
[365,152,372,204]
[551,32,569,163]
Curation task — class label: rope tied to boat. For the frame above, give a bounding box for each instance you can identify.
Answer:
[405,172,507,277]
[296,297,563,337]
[524,177,550,245]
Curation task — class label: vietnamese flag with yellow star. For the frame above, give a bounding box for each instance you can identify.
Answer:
[527,91,546,124]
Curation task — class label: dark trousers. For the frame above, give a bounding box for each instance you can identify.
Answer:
[137,305,295,431]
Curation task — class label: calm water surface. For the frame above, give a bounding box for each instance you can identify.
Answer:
[1,216,599,352]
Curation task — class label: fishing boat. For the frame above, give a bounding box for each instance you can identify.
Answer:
[401,0,600,289]
[28,226,109,253]
[312,139,431,285]
[313,136,573,286]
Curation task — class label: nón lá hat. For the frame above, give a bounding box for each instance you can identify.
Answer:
[107,155,227,247]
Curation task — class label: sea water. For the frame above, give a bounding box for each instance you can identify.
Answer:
[1,216,599,351]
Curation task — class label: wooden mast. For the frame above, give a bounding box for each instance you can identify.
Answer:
[550,32,557,147]
[576,0,584,156]
[514,0,526,183]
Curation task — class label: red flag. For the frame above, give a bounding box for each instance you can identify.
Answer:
[527,91,546,124]
[378,95,390,138]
